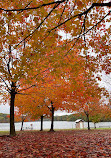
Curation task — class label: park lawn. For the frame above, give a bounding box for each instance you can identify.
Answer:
[0,130,111,157]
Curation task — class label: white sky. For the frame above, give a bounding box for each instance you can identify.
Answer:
[0,105,73,116]
[0,104,10,114]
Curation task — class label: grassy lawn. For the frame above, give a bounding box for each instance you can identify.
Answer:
[0,129,111,157]
[0,128,111,135]
[0,131,9,136]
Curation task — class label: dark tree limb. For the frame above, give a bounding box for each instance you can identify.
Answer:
[13,2,61,51]
[58,0,69,24]
[0,76,11,92]
[17,84,35,93]
[0,0,66,12]
[7,45,12,78]
[49,2,111,32]
[81,11,111,37]
[18,1,32,14]
[64,11,110,56]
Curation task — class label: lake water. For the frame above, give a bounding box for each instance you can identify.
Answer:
[0,121,111,131]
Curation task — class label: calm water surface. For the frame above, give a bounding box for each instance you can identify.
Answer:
[0,121,111,131]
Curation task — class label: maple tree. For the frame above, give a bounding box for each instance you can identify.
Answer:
[87,99,111,128]
[62,60,110,130]
[0,1,111,136]
[14,99,29,131]
[41,76,71,131]
[90,110,105,129]
[15,71,71,131]
[0,0,61,135]
[15,86,49,131]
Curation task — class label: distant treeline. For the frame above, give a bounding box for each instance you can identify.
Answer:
[54,114,86,121]
[0,113,111,123]
[0,113,10,123]
[54,114,111,122]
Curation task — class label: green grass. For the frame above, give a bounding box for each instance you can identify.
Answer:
[0,131,9,136]
[0,128,111,136]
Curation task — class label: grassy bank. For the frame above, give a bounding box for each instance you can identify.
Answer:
[0,128,111,136]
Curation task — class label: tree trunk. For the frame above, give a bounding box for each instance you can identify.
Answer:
[50,101,55,132]
[94,122,96,129]
[40,115,44,131]
[21,120,23,131]
[86,113,90,130]
[10,92,16,136]
[21,116,25,131]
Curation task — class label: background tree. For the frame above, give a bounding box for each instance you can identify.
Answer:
[16,71,71,131]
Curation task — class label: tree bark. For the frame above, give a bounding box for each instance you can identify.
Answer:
[10,92,16,136]
[21,120,24,131]
[50,101,55,132]
[10,82,16,136]
[40,115,44,131]
[21,116,25,131]
[86,113,90,130]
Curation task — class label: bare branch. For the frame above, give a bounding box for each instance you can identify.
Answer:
[7,45,12,77]
[64,11,110,56]
[47,105,52,112]
[0,76,11,92]
[17,93,30,95]
[83,14,88,65]
[18,1,32,14]
[39,0,69,44]
[0,0,66,12]
[17,84,36,93]
[81,11,111,37]
[33,68,51,79]
[64,16,85,56]
[58,0,69,24]
[13,2,61,50]
[49,2,111,32]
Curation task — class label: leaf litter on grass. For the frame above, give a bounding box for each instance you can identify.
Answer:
[0,130,111,157]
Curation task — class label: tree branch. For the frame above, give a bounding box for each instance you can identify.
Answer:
[0,0,66,12]
[17,84,36,93]
[17,93,30,95]
[7,45,12,78]
[0,76,11,92]
[18,1,32,14]
[64,16,85,56]
[13,2,61,50]
[47,105,52,112]
[81,11,110,37]
[64,11,110,56]
[49,2,111,32]
[58,0,69,24]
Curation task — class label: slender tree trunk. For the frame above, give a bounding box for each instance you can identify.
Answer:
[21,121,23,131]
[21,116,25,131]
[10,92,16,136]
[86,113,90,130]
[50,101,55,132]
[40,115,44,131]
[94,122,96,129]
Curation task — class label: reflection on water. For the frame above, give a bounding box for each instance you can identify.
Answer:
[0,121,111,131]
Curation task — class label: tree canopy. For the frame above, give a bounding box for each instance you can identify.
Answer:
[0,0,111,135]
